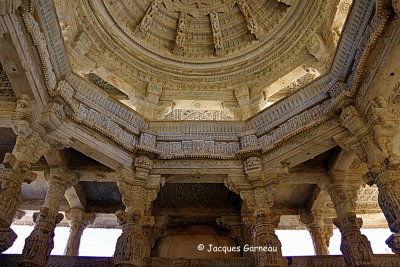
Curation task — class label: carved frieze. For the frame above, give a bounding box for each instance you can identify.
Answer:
[156,140,239,159]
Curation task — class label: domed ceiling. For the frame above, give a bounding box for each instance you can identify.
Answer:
[56,0,351,120]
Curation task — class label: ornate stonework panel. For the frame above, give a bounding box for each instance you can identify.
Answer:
[0,64,16,102]
[164,109,234,120]
[154,183,240,212]
[54,0,345,119]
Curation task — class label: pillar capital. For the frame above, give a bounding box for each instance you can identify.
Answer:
[10,96,51,168]
[227,163,284,266]
[44,169,78,213]
[116,166,164,217]
[65,208,94,226]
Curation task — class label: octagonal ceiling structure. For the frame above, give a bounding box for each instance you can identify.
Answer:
[56,0,352,120]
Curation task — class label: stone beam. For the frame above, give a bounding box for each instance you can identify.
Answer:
[65,183,87,210]
[44,148,69,169]
[282,168,328,184]
[328,148,357,174]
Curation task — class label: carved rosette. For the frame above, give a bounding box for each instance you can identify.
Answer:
[114,211,145,267]
[20,208,64,267]
[332,215,375,267]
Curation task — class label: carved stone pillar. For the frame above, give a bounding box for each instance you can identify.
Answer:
[64,209,94,257]
[307,225,332,256]
[142,215,167,258]
[365,169,400,254]
[20,208,63,267]
[114,211,146,267]
[252,187,284,267]
[0,164,33,253]
[323,179,375,267]
[225,157,285,267]
[338,101,400,254]
[0,96,50,253]
[300,211,332,256]
[20,169,77,267]
[333,215,375,267]
[114,156,164,267]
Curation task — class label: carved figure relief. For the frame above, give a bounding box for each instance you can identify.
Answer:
[209,11,224,55]
[139,0,162,34]
[173,12,188,55]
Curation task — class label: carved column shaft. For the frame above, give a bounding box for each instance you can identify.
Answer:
[301,211,332,256]
[21,170,77,267]
[114,212,145,267]
[254,212,284,267]
[242,158,285,267]
[333,216,375,267]
[64,209,94,257]
[20,207,63,267]
[0,170,20,253]
[0,168,25,226]
[366,170,400,253]
[308,225,332,255]
[114,156,163,267]
[339,102,400,254]
[324,180,375,267]
[0,95,50,253]
[64,221,85,257]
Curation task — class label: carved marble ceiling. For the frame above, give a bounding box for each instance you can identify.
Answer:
[56,0,352,120]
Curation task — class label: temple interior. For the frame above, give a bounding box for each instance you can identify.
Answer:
[0,0,400,266]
